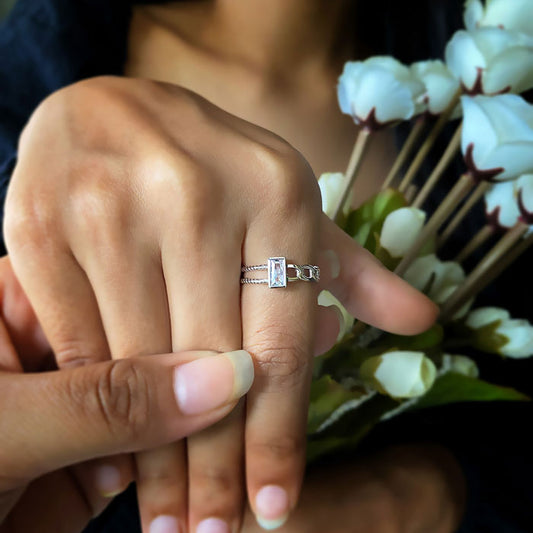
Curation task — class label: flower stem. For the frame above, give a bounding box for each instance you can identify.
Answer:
[333,128,372,223]
[395,174,475,277]
[381,116,427,190]
[440,223,529,321]
[454,225,495,263]
[411,124,463,208]
[437,180,490,248]
[398,88,462,193]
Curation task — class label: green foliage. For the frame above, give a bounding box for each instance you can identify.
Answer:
[413,372,530,410]
[344,189,407,253]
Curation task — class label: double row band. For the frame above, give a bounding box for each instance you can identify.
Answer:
[241,257,320,288]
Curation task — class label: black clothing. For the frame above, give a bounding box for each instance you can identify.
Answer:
[1,1,532,532]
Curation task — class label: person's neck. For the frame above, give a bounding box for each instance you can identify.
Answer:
[157,0,355,78]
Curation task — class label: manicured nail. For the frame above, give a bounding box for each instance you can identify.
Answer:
[174,350,254,415]
[150,515,180,533]
[95,464,123,497]
[196,517,230,533]
[323,250,340,280]
[255,485,289,530]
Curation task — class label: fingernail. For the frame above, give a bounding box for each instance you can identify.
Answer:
[95,464,123,498]
[174,350,254,415]
[255,485,289,530]
[196,517,230,533]
[150,515,180,533]
[323,250,340,280]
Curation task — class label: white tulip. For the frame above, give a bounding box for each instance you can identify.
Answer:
[466,307,533,358]
[404,254,471,318]
[360,351,437,398]
[317,290,354,341]
[442,354,480,378]
[318,172,351,219]
[338,57,425,127]
[446,28,533,95]
[464,0,533,37]
[380,207,426,258]
[411,60,461,115]
[461,95,533,181]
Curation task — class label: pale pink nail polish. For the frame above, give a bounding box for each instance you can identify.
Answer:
[95,464,122,497]
[196,517,229,533]
[174,350,253,415]
[150,515,180,533]
[255,485,289,530]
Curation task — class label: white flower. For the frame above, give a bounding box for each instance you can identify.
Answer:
[360,351,437,398]
[317,290,354,341]
[380,207,426,258]
[337,57,425,127]
[411,60,461,115]
[461,94,533,181]
[404,254,471,318]
[485,174,533,228]
[464,0,533,37]
[484,180,520,228]
[446,28,533,95]
[442,354,480,378]
[318,173,351,219]
[466,307,533,358]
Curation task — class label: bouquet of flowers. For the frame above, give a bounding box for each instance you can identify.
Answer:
[307,0,533,462]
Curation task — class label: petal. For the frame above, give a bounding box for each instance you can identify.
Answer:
[516,173,533,216]
[483,47,533,94]
[498,319,533,358]
[446,30,486,91]
[461,96,499,164]
[380,207,426,258]
[353,66,416,123]
[443,354,480,378]
[464,0,484,31]
[318,172,348,218]
[466,306,510,329]
[484,181,520,228]
[482,142,533,180]
[403,254,440,292]
[317,290,354,340]
[483,0,533,36]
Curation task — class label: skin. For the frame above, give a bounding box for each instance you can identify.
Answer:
[0,0,461,531]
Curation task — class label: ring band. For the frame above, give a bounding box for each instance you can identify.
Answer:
[241,257,320,288]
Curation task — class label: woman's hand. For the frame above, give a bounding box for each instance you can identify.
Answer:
[242,444,466,533]
[0,256,253,533]
[3,76,437,531]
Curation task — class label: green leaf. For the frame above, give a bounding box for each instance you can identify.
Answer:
[345,189,407,247]
[380,324,444,351]
[307,375,366,434]
[413,373,530,411]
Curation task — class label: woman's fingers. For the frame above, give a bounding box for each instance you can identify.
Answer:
[319,215,438,335]
[0,351,254,487]
[162,227,246,533]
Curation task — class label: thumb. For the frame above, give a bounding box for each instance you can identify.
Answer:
[0,349,253,486]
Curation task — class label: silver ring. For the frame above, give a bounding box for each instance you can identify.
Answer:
[241,257,320,288]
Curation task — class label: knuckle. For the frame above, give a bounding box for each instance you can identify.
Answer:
[246,326,310,386]
[192,465,238,495]
[92,360,151,440]
[55,338,102,368]
[248,434,305,463]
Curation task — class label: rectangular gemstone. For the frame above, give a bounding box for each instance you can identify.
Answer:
[268,257,287,288]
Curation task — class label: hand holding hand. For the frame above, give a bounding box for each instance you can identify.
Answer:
[4,77,438,531]
[0,257,253,533]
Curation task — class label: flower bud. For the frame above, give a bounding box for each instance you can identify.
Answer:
[446,28,533,95]
[464,0,533,37]
[359,351,437,398]
[411,60,461,115]
[380,207,426,258]
[318,172,351,219]
[466,307,533,358]
[461,94,533,181]
[442,354,480,378]
[337,57,425,128]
